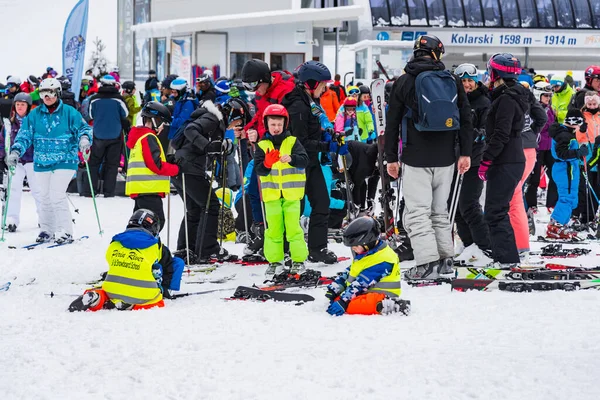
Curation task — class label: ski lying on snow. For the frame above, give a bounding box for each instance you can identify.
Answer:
[226,286,315,303]
[233,256,351,267]
[184,274,237,284]
[9,235,89,250]
[452,278,600,292]
[0,276,37,291]
[456,267,600,280]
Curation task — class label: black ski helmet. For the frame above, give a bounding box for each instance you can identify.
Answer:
[384,81,394,103]
[122,81,136,93]
[161,74,179,90]
[359,85,370,95]
[342,217,381,249]
[127,209,160,237]
[241,59,271,88]
[296,60,331,90]
[413,34,445,60]
[222,97,250,127]
[141,101,172,125]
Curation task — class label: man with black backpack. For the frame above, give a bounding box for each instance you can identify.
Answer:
[385,35,473,280]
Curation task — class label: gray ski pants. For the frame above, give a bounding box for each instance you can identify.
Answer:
[402,164,455,265]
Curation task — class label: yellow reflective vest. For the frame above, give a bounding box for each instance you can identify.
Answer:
[126,132,171,196]
[102,240,163,305]
[347,242,401,297]
[257,136,306,202]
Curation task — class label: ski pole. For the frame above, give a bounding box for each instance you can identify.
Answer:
[251,143,268,230]
[0,166,14,242]
[196,157,218,262]
[218,151,228,251]
[237,142,250,244]
[182,172,190,265]
[84,160,104,236]
[67,195,79,214]
[166,180,171,248]
[448,172,463,225]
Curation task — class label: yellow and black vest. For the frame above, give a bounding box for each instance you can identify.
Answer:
[257,136,306,202]
[125,132,170,196]
[102,240,163,305]
[346,243,401,297]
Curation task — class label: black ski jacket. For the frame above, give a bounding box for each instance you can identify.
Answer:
[348,141,379,182]
[483,80,529,164]
[570,84,597,111]
[172,101,225,175]
[282,86,330,167]
[384,56,473,168]
[467,83,491,167]
[521,90,548,149]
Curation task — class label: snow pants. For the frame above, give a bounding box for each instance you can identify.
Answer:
[455,164,490,251]
[402,164,454,266]
[85,137,121,197]
[172,173,220,258]
[305,163,330,252]
[484,163,524,263]
[133,194,165,232]
[525,150,557,208]
[84,289,165,311]
[551,161,579,225]
[35,169,74,236]
[574,170,599,223]
[6,162,41,227]
[509,148,537,252]
[264,198,308,263]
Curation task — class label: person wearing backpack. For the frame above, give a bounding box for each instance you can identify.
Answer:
[384,35,473,280]
[479,53,529,267]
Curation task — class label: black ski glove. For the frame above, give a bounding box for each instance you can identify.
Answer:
[580,122,588,133]
[577,144,589,158]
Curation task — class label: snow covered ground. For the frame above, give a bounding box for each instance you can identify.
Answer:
[2,192,600,399]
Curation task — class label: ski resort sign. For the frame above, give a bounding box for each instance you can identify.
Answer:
[386,30,600,49]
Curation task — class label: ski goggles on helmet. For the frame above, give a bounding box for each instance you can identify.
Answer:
[243,81,262,91]
[564,116,584,126]
[454,64,478,79]
[39,90,57,99]
[347,87,360,95]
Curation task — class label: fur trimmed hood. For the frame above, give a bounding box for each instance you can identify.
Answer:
[200,100,223,121]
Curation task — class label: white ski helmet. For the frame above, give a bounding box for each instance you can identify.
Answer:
[6,75,22,86]
[170,78,188,92]
[100,74,117,86]
[532,81,552,102]
[39,78,62,97]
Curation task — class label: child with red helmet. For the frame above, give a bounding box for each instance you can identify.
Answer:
[253,104,310,278]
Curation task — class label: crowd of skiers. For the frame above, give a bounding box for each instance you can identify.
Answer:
[4,36,600,314]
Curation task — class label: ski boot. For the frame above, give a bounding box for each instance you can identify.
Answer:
[308,247,338,264]
[198,247,238,264]
[546,220,577,240]
[7,224,16,233]
[289,262,306,275]
[54,231,73,245]
[377,298,411,316]
[36,231,53,243]
[403,259,452,281]
[68,291,101,312]
[484,261,520,269]
[235,229,251,244]
[244,222,264,255]
[265,262,286,280]
[173,249,199,265]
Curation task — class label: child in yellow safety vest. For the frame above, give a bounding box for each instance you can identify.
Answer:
[68,209,185,312]
[325,217,410,316]
[253,104,310,278]
[125,101,179,232]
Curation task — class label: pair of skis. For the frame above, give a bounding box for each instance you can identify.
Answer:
[8,235,89,250]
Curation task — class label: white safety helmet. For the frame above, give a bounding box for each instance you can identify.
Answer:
[100,74,117,86]
[532,81,552,102]
[39,78,62,97]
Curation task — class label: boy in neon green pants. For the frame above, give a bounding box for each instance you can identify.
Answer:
[254,104,310,278]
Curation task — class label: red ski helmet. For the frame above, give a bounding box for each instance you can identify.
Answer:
[585,65,600,87]
[263,104,289,129]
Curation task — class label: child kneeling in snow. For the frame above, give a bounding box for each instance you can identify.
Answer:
[325,217,409,316]
[69,209,184,312]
